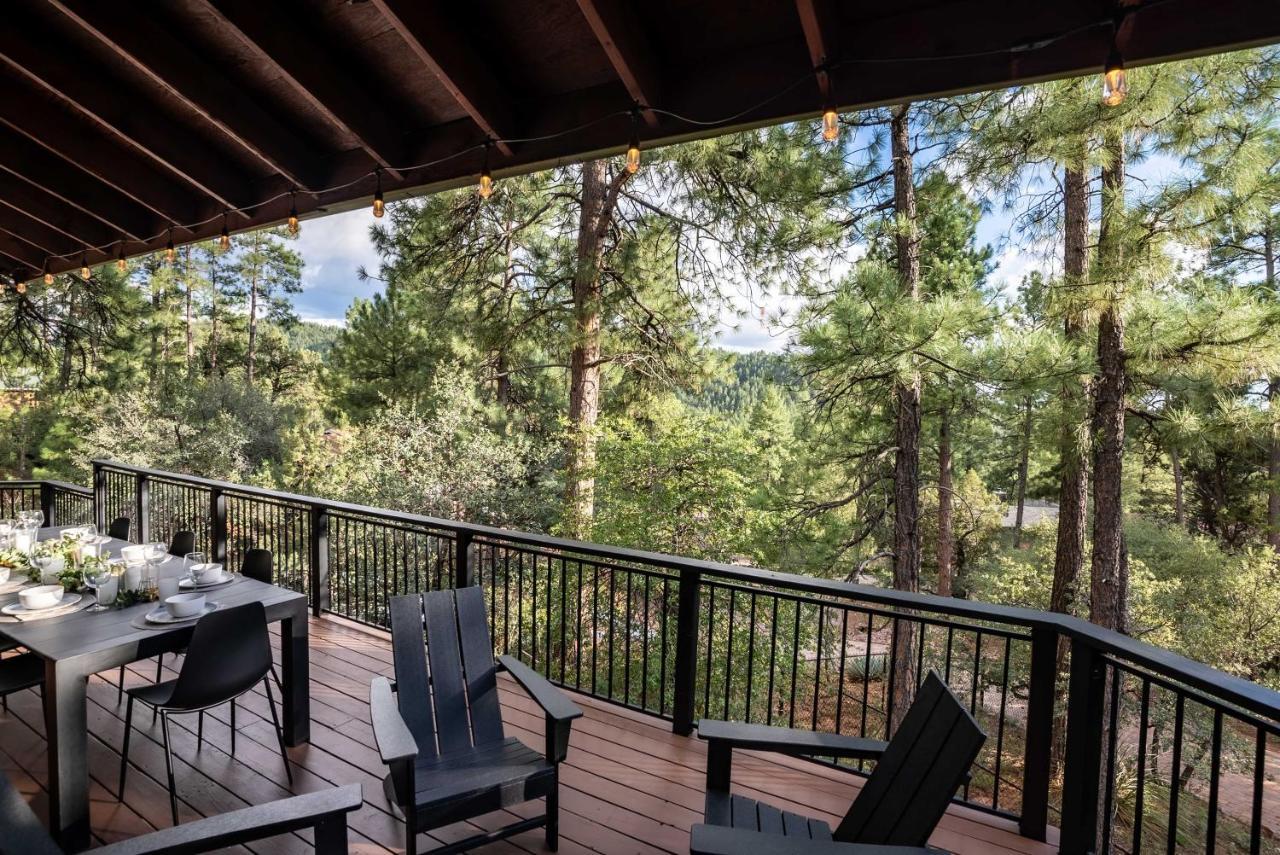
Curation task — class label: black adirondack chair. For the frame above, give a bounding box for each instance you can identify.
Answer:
[690,670,985,855]
[371,587,583,855]
[0,770,361,855]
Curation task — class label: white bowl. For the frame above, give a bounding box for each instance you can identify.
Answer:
[190,563,223,585]
[19,584,65,611]
[120,545,147,564]
[165,592,205,618]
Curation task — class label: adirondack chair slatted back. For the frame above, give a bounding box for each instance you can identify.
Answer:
[834,670,985,846]
[389,588,505,759]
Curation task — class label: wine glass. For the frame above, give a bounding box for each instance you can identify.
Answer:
[85,559,120,611]
[18,510,42,528]
[183,551,207,586]
[31,552,61,586]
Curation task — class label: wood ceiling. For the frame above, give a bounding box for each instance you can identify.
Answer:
[2,0,1279,279]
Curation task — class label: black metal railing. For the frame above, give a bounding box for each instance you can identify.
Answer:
[10,460,1278,853]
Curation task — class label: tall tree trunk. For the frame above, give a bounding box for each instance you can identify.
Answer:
[936,410,954,597]
[209,273,219,375]
[1265,229,1279,551]
[59,288,75,390]
[889,103,921,731]
[1090,130,1129,634]
[1172,445,1186,526]
[1050,164,1091,623]
[182,249,195,378]
[1014,397,1033,544]
[564,160,629,538]
[247,268,259,385]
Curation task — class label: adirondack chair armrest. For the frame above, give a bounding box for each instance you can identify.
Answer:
[698,719,888,794]
[498,655,583,763]
[90,785,364,855]
[691,824,931,855]
[370,676,419,767]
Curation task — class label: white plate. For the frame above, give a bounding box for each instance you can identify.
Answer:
[178,571,235,590]
[144,602,218,624]
[2,592,82,616]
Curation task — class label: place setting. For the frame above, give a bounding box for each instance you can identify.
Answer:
[130,551,235,630]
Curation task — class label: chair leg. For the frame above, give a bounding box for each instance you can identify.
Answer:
[197,710,204,749]
[405,806,418,855]
[118,694,134,799]
[117,665,125,704]
[262,678,292,785]
[230,699,236,756]
[160,710,179,826]
[546,778,559,852]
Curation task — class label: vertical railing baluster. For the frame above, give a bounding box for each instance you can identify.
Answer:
[1020,625,1055,841]
[135,473,149,543]
[309,504,329,617]
[1059,638,1106,855]
[209,486,227,563]
[40,481,54,527]
[455,529,473,589]
[92,462,106,531]
[671,566,702,736]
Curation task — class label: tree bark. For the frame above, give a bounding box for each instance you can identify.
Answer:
[889,103,921,731]
[247,266,259,385]
[1050,163,1091,624]
[937,410,954,597]
[1089,130,1129,634]
[182,248,195,378]
[1265,228,1279,551]
[1172,445,1186,526]
[564,160,629,539]
[1013,397,1033,545]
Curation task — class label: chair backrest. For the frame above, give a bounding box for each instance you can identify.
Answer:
[169,529,196,557]
[388,587,504,759]
[241,548,273,584]
[108,516,130,541]
[834,670,986,846]
[167,601,273,710]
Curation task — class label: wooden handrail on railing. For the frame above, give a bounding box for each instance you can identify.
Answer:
[4,460,1277,853]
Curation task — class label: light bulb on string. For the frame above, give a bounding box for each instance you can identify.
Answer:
[822,108,839,143]
[1101,42,1127,106]
[625,110,641,174]
[478,142,494,200]
[287,191,300,235]
[116,242,127,273]
[42,261,53,286]
[165,229,176,264]
[16,279,27,295]
[219,213,231,252]
[372,168,385,218]
[79,253,90,280]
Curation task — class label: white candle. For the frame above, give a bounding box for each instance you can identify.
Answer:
[14,531,33,554]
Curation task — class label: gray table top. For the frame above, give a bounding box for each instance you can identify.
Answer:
[0,527,304,663]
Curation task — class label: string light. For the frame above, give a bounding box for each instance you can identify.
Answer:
[822,107,839,142]
[16,277,27,295]
[626,111,641,174]
[79,253,90,280]
[43,261,53,286]
[219,212,231,251]
[24,9,1140,272]
[478,144,494,200]
[372,168,385,218]
[116,241,127,273]
[287,191,300,235]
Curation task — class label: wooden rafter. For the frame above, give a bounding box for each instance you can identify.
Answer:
[0,231,45,273]
[369,0,516,156]
[0,126,155,242]
[0,171,119,250]
[0,7,251,215]
[197,0,406,179]
[575,0,662,126]
[46,0,327,192]
[794,0,835,102]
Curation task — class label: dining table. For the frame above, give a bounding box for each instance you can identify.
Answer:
[0,527,310,852]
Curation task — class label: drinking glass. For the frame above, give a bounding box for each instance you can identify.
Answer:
[183,552,207,586]
[31,553,61,586]
[18,510,42,528]
[85,559,120,611]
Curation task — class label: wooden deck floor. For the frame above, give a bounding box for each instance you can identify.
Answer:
[0,615,1059,854]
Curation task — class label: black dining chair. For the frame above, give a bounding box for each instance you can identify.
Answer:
[117,529,200,704]
[119,601,292,825]
[0,653,44,714]
[239,549,283,693]
[107,517,131,541]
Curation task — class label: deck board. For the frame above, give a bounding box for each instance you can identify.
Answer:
[0,615,1058,854]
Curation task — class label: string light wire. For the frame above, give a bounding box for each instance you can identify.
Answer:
[15,1,1160,281]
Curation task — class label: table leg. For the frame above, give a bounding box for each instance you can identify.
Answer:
[45,658,89,851]
[280,603,310,746]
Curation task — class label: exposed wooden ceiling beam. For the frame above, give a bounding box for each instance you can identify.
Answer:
[0,231,46,273]
[0,7,253,216]
[46,0,328,192]
[0,78,201,229]
[0,171,121,251]
[369,0,516,156]
[574,0,662,127]
[198,0,407,179]
[0,126,156,242]
[794,0,835,102]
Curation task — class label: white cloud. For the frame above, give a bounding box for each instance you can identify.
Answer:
[294,208,381,286]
